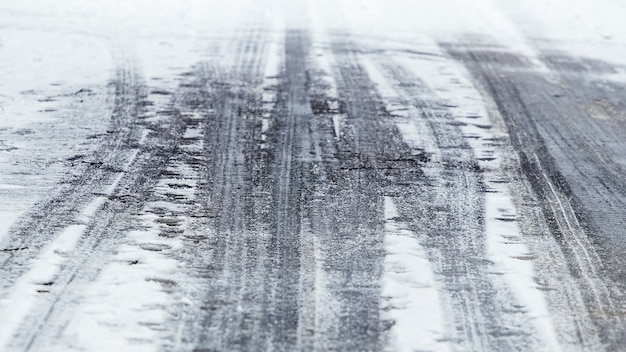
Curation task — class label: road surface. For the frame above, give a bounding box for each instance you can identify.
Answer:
[0,0,625,351]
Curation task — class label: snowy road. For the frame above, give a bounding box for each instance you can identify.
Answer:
[0,0,625,351]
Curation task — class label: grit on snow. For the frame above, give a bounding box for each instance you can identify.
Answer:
[1,0,626,351]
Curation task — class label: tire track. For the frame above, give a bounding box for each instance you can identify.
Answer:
[3,68,198,351]
[373,59,548,351]
[171,25,282,351]
[300,35,429,351]
[265,29,310,351]
[447,45,626,350]
[0,66,149,350]
[0,67,145,289]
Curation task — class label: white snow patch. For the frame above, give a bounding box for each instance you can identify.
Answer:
[259,10,285,143]
[48,215,186,352]
[79,197,107,222]
[182,126,203,140]
[0,28,112,130]
[486,184,562,352]
[382,197,448,352]
[309,1,345,139]
[331,115,343,139]
[493,0,626,76]
[0,212,20,242]
[53,224,87,254]
[0,184,25,190]
[54,244,178,352]
[262,118,270,134]
[0,223,88,349]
